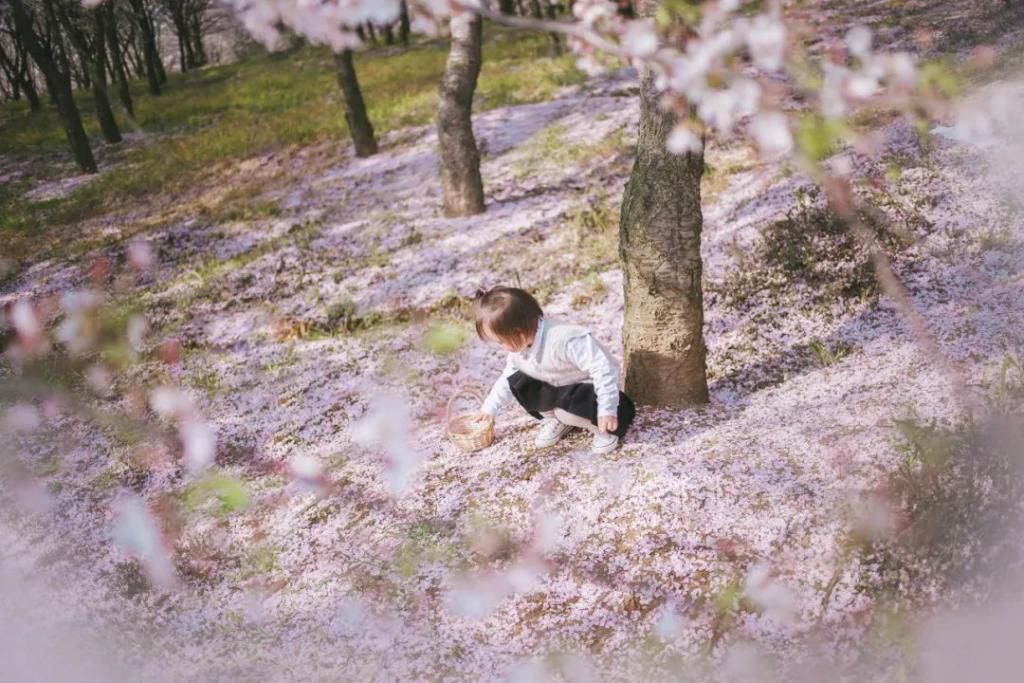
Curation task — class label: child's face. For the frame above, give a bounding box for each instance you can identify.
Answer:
[484,327,531,353]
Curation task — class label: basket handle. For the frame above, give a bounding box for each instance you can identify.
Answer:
[446,386,485,423]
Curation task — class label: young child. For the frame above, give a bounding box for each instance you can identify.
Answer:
[472,286,635,454]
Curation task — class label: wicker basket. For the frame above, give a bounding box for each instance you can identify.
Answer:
[446,386,495,452]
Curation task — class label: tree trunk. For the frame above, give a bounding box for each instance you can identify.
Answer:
[528,0,562,56]
[179,34,188,71]
[383,24,394,45]
[334,49,377,157]
[91,8,121,142]
[398,2,410,45]
[498,0,517,14]
[437,13,484,217]
[23,74,41,111]
[127,0,161,94]
[103,3,134,118]
[618,65,709,406]
[11,0,97,173]
[189,11,206,66]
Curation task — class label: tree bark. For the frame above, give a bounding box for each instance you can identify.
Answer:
[103,3,134,118]
[189,9,205,66]
[618,62,709,406]
[127,0,161,94]
[398,2,410,45]
[528,0,562,56]
[90,7,121,142]
[498,0,517,14]
[437,13,484,217]
[11,0,97,173]
[334,49,377,157]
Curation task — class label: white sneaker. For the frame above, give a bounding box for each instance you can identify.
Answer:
[590,430,619,455]
[535,418,575,448]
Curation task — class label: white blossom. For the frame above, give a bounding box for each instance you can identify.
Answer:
[749,111,793,157]
[11,300,41,342]
[4,403,41,433]
[150,386,194,419]
[845,24,873,59]
[746,15,786,71]
[111,496,176,589]
[621,19,659,59]
[127,240,155,271]
[85,364,114,397]
[742,562,795,623]
[351,394,420,495]
[667,124,703,154]
[181,419,216,474]
[127,315,148,353]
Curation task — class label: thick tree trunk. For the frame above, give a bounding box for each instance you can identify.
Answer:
[437,13,484,217]
[11,0,97,173]
[91,8,121,143]
[618,66,709,407]
[103,3,134,118]
[334,49,377,158]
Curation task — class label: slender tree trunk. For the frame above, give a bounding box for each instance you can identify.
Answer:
[103,3,134,118]
[91,8,121,142]
[22,69,42,111]
[11,0,97,173]
[383,24,394,45]
[398,2,410,45]
[437,14,484,217]
[176,25,188,71]
[128,0,161,94]
[189,12,206,66]
[498,0,516,14]
[528,0,562,56]
[334,49,377,157]
[618,64,708,406]
[365,23,377,44]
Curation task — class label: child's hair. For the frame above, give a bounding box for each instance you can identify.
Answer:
[472,286,543,345]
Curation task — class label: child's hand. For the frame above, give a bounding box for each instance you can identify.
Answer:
[598,416,618,433]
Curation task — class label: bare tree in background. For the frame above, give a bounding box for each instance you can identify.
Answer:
[52,0,122,143]
[334,48,377,157]
[0,9,43,111]
[437,13,484,217]
[160,0,210,72]
[126,0,164,94]
[9,0,97,172]
[528,0,562,56]
[101,0,133,118]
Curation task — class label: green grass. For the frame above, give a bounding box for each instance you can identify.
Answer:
[0,25,586,261]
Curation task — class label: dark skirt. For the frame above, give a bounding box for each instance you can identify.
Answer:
[506,370,636,438]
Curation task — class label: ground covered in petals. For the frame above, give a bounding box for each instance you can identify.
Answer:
[4,5,1024,681]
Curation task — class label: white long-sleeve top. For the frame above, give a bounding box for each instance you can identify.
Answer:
[481,318,621,417]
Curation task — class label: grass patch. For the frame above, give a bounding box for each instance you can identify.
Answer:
[854,416,1024,608]
[1,25,586,263]
[709,186,908,309]
[513,122,628,177]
